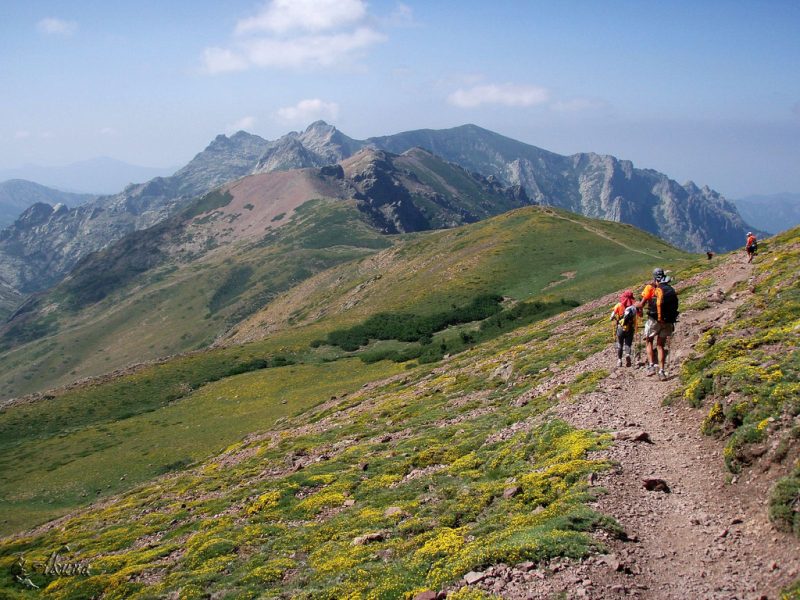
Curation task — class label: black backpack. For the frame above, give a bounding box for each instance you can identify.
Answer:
[658,282,679,323]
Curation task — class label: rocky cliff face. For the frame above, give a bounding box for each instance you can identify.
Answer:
[343,147,533,233]
[0,274,21,320]
[252,121,363,173]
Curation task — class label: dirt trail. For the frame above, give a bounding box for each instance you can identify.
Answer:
[468,255,799,599]
[536,256,800,599]
[541,209,666,260]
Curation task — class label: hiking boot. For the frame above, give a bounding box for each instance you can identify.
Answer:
[645,364,657,376]
[617,358,623,367]
[658,370,668,381]
[625,355,632,367]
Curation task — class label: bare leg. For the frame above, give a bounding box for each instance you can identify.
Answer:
[656,336,666,370]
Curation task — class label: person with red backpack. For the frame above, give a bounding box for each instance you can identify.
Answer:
[637,268,679,381]
[610,290,637,367]
[745,232,757,263]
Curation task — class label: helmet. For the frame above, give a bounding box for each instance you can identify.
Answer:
[747,232,752,236]
[653,267,665,282]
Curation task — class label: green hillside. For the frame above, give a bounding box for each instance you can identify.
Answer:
[0,205,692,537]
[0,222,797,597]
[0,263,635,598]
[0,198,390,400]
[228,205,689,344]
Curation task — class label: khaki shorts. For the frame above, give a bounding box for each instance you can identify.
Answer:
[644,319,674,341]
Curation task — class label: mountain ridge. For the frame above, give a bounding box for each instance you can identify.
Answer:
[0,122,753,299]
[0,179,95,229]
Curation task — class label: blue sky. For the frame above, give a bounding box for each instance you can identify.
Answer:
[1,0,799,197]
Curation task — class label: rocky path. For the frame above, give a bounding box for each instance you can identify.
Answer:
[464,256,800,599]
[548,258,800,599]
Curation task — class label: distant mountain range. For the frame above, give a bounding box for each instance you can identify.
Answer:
[0,157,177,195]
[733,193,800,235]
[0,179,95,229]
[0,122,755,303]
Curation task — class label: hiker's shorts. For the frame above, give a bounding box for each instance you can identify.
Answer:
[644,320,674,341]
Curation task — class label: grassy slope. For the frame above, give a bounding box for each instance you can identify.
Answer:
[0,225,794,597]
[0,206,694,538]
[0,274,633,599]
[0,199,390,400]
[229,205,688,343]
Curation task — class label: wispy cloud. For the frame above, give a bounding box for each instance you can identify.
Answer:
[37,17,77,36]
[448,83,550,108]
[202,0,385,74]
[235,0,366,35]
[99,127,117,135]
[227,116,257,133]
[276,99,339,122]
[14,131,31,139]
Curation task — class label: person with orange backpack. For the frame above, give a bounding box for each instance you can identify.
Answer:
[745,232,757,263]
[637,268,679,380]
[610,290,637,367]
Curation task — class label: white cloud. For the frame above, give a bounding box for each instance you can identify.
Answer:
[39,131,54,139]
[448,83,550,108]
[99,127,117,135]
[227,116,257,133]
[203,27,384,73]
[202,0,385,74]
[235,0,366,35]
[37,17,77,35]
[551,98,606,112]
[14,131,31,139]
[276,99,339,122]
[247,28,384,69]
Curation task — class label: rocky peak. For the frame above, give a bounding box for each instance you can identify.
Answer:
[297,121,362,164]
[17,202,55,226]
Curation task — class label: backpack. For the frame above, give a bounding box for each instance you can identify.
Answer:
[658,282,679,323]
[618,305,637,333]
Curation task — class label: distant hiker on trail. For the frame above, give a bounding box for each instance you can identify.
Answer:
[745,232,758,263]
[610,290,637,367]
[637,268,679,381]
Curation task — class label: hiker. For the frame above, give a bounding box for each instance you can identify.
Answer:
[745,232,757,263]
[637,268,679,381]
[610,290,637,367]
